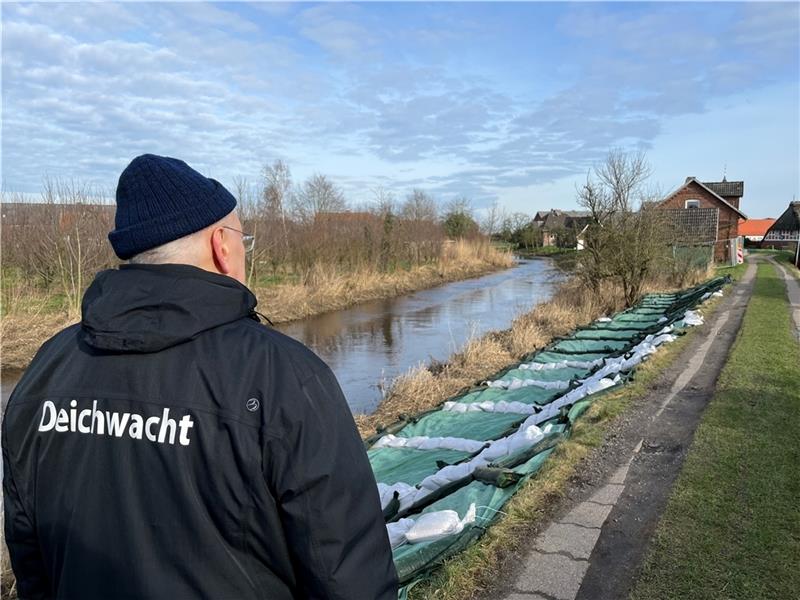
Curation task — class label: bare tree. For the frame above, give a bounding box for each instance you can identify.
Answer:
[292,173,346,222]
[19,178,116,314]
[481,200,506,237]
[400,189,438,222]
[369,187,398,272]
[577,149,669,306]
[262,160,292,244]
[233,176,266,288]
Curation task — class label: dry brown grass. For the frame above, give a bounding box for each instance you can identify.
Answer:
[356,265,714,440]
[259,240,514,323]
[355,276,629,438]
[0,240,512,374]
[1,313,77,374]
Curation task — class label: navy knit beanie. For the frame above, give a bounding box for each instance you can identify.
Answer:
[109,154,237,260]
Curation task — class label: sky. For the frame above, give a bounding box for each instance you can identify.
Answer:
[2,1,798,219]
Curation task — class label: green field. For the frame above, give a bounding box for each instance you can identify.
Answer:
[632,262,800,600]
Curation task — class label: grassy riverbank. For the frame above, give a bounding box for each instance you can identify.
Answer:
[355,267,711,440]
[0,239,512,374]
[254,238,513,323]
[355,268,719,600]
[631,263,800,600]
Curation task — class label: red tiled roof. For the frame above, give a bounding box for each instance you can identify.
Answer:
[738,218,776,236]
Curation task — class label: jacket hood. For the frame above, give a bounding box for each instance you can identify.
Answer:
[80,264,258,353]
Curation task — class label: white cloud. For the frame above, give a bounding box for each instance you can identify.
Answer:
[1,2,797,215]
[296,3,377,58]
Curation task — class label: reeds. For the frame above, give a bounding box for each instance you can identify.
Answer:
[256,240,513,323]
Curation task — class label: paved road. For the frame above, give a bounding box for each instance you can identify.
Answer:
[495,263,758,600]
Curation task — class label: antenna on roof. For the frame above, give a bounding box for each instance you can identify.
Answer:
[722,163,727,182]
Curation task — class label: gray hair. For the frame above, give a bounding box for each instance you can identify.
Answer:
[127,231,204,265]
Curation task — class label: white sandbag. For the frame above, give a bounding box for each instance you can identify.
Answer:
[515,374,621,428]
[372,434,485,453]
[701,292,712,300]
[682,310,704,326]
[584,375,619,395]
[404,504,477,544]
[712,290,723,297]
[417,461,478,493]
[518,357,605,371]
[591,360,624,379]
[651,333,676,346]
[377,481,417,511]
[596,317,612,322]
[658,316,668,323]
[386,518,415,549]
[442,400,537,415]
[475,425,544,463]
[486,378,570,391]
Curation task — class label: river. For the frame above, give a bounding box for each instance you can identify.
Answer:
[1,258,564,415]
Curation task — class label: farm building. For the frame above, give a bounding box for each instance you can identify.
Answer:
[532,209,591,247]
[658,177,746,262]
[762,202,800,267]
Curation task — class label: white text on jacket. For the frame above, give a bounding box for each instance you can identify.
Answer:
[38,400,194,446]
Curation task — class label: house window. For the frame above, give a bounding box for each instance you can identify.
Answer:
[685,199,701,209]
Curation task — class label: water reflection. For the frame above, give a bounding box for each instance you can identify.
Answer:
[1,258,564,416]
[276,258,563,414]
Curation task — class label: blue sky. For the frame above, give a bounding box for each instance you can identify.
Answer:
[2,1,798,218]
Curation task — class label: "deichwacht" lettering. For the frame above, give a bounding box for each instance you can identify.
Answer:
[38,400,194,446]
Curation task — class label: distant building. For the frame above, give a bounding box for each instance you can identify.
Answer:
[658,177,747,262]
[532,209,591,247]
[738,218,776,244]
[762,202,800,259]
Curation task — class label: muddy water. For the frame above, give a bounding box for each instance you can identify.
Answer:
[1,258,564,415]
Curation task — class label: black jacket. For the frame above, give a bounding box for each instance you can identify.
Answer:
[2,264,398,600]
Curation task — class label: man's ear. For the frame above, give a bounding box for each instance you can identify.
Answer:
[211,227,232,275]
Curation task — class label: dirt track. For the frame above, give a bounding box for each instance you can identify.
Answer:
[483,261,757,600]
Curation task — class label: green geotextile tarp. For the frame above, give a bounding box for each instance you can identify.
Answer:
[586,319,657,331]
[373,275,730,598]
[370,447,474,486]
[551,338,630,353]
[639,299,676,306]
[608,313,665,324]
[456,386,563,407]
[572,329,642,341]
[396,410,527,440]
[494,366,591,382]
[532,350,610,363]
[393,448,555,586]
[625,307,668,314]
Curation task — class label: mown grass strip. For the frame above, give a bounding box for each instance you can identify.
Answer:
[631,263,800,600]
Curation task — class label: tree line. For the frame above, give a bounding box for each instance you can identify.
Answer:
[1,162,490,313]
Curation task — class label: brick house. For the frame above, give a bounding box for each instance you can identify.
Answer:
[658,177,747,262]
